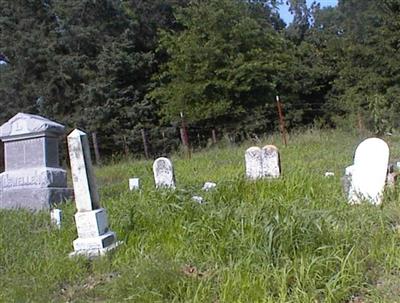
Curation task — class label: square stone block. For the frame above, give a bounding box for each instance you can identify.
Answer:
[72,231,117,251]
[129,178,140,190]
[75,208,109,238]
[0,187,73,210]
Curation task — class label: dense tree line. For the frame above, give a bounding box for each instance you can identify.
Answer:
[1,0,399,157]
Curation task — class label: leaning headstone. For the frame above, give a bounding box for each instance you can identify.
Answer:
[153,157,175,189]
[68,129,120,258]
[348,138,389,205]
[261,145,280,178]
[202,182,217,191]
[245,147,263,180]
[0,113,72,210]
[129,178,140,191]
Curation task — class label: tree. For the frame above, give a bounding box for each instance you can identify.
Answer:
[149,0,288,136]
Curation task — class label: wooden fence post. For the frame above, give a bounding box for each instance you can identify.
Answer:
[141,129,150,159]
[276,95,288,146]
[180,112,191,159]
[92,132,101,165]
[212,129,217,144]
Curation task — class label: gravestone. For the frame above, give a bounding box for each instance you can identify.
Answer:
[0,113,72,210]
[153,157,175,189]
[342,165,354,198]
[50,208,62,229]
[348,138,389,205]
[192,196,204,204]
[202,182,217,191]
[129,178,140,191]
[68,129,120,257]
[245,147,263,180]
[261,145,280,178]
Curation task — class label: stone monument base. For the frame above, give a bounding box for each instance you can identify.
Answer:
[0,187,73,210]
[69,208,121,258]
[69,235,121,259]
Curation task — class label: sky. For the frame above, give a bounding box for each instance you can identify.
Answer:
[278,0,338,25]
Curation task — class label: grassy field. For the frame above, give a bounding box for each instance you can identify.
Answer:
[2,129,400,302]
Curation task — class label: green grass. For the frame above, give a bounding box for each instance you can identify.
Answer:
[2,129,400,302]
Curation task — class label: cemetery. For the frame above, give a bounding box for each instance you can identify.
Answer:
[3,0,400,302]
[2,118,400,302]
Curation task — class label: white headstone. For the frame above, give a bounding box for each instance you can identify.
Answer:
[202,182,217,191]
[153,157,175,189]
[50,208,62,229]
[67,129,120,257]
[349,138,389,205]
[325,172,335,177]
[245,147,262,180]
[129,178,140,191]
[261,145,280,178]
[192,196,204,204]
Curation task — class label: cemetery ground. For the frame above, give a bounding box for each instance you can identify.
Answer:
[3,129,400,302]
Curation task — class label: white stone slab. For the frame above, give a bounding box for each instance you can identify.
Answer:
[261,145,280,178]
[325,172,335,177]
[74,208,108,238]
[129,178,140,191]
[72,231,117,252]
[67,129,100,212]
[245,147,262,180]
[153,157,175,189]
[349,138,389,205]
[202,182,217,191]
[50,208,62,229]
[192,195,204,204]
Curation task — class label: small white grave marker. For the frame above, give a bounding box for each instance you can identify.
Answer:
[68,129,120,258]
[348,138,389,205]
[202,182,217,191]
[129,178,140,191]
[325,172,335,177]
[153,157,175,189]
[192,196,204,204]
[50,208,62,229]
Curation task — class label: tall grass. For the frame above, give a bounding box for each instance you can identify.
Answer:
[1,129,400,302]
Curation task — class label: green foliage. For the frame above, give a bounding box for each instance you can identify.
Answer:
[149,0,287,134]
[3,0,400,156]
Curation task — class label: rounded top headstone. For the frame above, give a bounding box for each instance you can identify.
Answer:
[0,113,65,140]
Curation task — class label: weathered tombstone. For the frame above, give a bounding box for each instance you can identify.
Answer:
[348,138,389,205]
[153,157,175,189]
[0,113,72,210]
[342,165,354,198]
[261,145,280,178]
[129,178,140,191]
[68,129,120,257]
[245,147,263,180]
